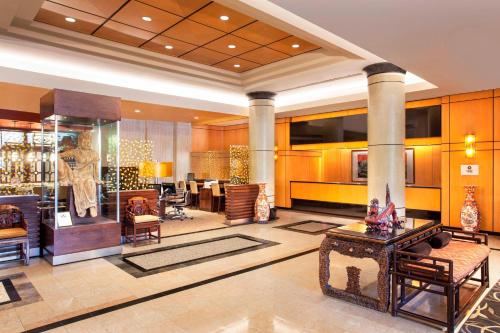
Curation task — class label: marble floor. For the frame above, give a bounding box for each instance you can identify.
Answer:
[0,209,498,333]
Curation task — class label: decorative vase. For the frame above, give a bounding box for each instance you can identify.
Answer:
[255,183,270,224]
[460,185,480,232]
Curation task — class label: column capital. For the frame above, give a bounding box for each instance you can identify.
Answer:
[246,91,276,100]
[363,62,406,77]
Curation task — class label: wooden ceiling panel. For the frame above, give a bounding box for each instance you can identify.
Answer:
[35,2,105,34]
[239,47,290,65]
[180,47,232,65]
[232,21,290,45]
[189,2,255,33]
[162,19,225,46]
[111,0,182,34]
[49,0,127,17]
[267,36,319,56]
[138,0,211,17]
[213,58,260,73]
[141,35,198,57]
[204,35,260,56]
[94,20,156,47]
[35,0,325,72]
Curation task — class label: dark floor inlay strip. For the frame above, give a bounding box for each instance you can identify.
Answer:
[274,220,343,235]
[25,248,319,333]
[107,234,280,277]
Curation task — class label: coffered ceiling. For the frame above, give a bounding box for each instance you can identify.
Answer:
[34,0,322,73]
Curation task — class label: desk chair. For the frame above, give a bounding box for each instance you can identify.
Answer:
[166,190,193,221]
[210,183,225,213]
[189,181,199,209]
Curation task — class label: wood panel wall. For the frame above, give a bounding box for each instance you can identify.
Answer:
[192,90,500,231]
[441,90,499,232]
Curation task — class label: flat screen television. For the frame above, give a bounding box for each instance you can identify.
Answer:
[290,105,441,145]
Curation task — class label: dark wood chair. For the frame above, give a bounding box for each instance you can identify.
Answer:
[125,197,161,247]
[189,181,199,209]
[210,183,225,213]
[392,225,489,333]
[0,205,29,265]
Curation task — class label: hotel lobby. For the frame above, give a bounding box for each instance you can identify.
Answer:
[0,1,499,332]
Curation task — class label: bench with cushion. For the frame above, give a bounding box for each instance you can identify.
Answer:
[0,205,29,265]
[392,225,489,333]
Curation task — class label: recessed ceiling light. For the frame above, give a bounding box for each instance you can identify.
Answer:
[134,109,141,113]
[142,16,152,22]
[194,116,199,120]
[164,45,174,50]
[219,15,229,21]
[228,44,236,49]
[292,44,300,48]
[233,64,240,68]
[65,17,76,23]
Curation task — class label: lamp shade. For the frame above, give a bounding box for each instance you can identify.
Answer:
[139,161,155,178]
[155,162,173,178]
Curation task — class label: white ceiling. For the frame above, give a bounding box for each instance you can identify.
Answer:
[0,0,450,119]
[269,0,500,97]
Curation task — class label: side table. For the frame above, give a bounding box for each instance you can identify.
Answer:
[319,218,437,312]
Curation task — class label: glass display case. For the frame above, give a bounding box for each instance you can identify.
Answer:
[40,89,122,265]
[41,116,119,227]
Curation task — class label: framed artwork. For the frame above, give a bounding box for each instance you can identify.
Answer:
[351,148,415,184]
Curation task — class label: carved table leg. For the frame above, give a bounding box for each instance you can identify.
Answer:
[319,237,334,294]
[376,246,391,312]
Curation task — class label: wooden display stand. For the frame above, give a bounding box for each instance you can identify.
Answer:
[224,184,259,225]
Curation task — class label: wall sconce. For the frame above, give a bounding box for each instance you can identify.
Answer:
[274,146,278,160]
[465,134,476,158]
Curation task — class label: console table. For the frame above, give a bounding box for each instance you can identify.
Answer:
[319,218,437,312]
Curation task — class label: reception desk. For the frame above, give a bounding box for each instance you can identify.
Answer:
[290,181,441,212]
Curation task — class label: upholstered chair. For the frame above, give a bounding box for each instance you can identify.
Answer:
[125,197,160,247]
[210,183,225,213]
[0,205,29,265]
[189,181,199,209]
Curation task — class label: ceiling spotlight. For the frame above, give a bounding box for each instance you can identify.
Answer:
[228,44,236,49]
[134,109,141,113]
[219,15,229,21]
[142,16,152,22]
[291,44,300,48]
[194,116,199,120]
[164,45,174,50]
[233,64,240,68]
[65,17,76,23]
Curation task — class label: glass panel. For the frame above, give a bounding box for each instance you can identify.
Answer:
[40,115,120,227]
[41,116,57,228]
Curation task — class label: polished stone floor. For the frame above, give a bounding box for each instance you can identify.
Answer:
[0,209,498,333]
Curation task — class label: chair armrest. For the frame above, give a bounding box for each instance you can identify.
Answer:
[395,249,454,283]
[442,227,488,245]
[22,218,28,232]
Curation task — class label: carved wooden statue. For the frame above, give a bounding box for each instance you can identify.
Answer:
[59,131,100,217]
[364,184,402,231]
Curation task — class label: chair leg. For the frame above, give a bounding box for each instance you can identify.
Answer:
[25,240,30,265]
[157,225,161,244]
[133,227,137,247]
[447,285,455,333]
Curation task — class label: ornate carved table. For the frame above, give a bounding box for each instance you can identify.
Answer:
[319,218,437,312]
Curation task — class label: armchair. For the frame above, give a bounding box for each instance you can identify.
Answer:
[125,197,161,247]
[0,205,29,265]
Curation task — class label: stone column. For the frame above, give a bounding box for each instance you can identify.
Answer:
[363,63,407,217]
[247,91,276,208]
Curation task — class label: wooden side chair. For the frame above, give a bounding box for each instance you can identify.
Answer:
[189,181,199,209]
[0,205,29,265]
[125,197,161,247]
[210,183,225,213]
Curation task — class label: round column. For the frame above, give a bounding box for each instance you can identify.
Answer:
[247,91,276,208]
[363,63,407,217]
